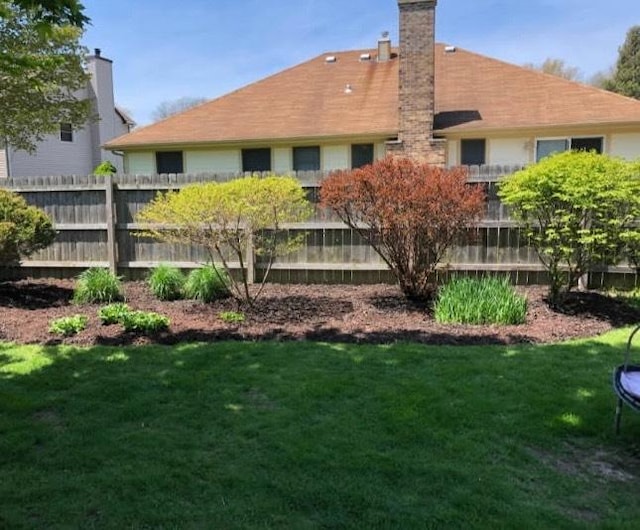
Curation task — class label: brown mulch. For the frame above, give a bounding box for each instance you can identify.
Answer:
[0,279,639,347]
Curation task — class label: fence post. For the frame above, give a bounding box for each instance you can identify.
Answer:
[104,174,118,273]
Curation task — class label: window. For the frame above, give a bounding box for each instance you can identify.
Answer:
[293,146,320,171]
[60,123,73,142]
[242,148,271,172]
[351,144,374,168]
[460,139,486,165]
[536,137,603,161]
[155,151,183,174]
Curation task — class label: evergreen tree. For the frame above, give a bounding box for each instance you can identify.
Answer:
[605,26,640,99]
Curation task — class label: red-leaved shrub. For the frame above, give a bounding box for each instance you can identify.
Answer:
[320,156,485,300]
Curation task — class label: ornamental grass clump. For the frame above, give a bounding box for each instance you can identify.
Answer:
[435,276,527,325]
[184,264,230,303]
[73,267,123,304]
[148,264,186,301]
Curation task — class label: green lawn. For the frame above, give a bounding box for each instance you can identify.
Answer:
[2,330,640,529]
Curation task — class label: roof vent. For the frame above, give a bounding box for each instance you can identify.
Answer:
[444,45,457,53]
[325,55,337,63]
[360,53,371,62]
[344,84,353,94]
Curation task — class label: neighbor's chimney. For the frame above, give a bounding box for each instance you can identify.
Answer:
[378,31,391,62]
[387,0,445,165]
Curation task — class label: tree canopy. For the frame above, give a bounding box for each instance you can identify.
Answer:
[151,97,208,122]
[605,26,640,99]
[0,1,91,152]
[523,58,582,81]
[0,0,88,29]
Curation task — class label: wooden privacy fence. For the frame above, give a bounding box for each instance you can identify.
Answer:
[2,167,639,288]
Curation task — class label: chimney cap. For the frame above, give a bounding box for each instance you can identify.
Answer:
[94,48,101,57]
[380,31,390,41]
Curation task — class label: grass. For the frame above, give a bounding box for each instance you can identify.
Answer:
[2,330,640,528]
[435,276,528,325]
[72,267,123,304]
[147,263,186,301]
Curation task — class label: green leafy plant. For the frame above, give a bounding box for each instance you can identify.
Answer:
[499,151,640,306]
[219,311,245,324]
[98,303,131,325]
[73,267,123,304]
[0,189,56,266]
[434,276,528,325]
[93,161,117,176]
[136,175,312,304]
[148,264,186,301]
[48,314,88,336]
[184,265,230,303]
[121,310,169,334]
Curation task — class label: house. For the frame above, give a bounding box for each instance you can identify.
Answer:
[104,0,640,173]
[0,49,134,179]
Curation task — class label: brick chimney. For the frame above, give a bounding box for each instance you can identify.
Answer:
[387,0,445,165]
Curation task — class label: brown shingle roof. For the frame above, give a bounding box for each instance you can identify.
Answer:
[106,44,640,149]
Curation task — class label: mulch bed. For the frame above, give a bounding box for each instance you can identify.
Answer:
[1,279,639,347]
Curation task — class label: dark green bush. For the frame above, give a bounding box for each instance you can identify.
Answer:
[184,264,229,303]
[0,188,56,266]
[73,267,123,304]
[148,264,186,301]
[435,276,528,325]
[48,315,88,336]
[121,310,169,334]
[98,303,131,325]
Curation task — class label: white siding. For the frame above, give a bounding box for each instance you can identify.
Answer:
[185,150,240,173]
[610,133,640,160]
[0,149,7,179]
[375,143,386,161]
[273,148,292,173]
[126,152,155,174]
[323,145,349,170]
[489,138,530,165]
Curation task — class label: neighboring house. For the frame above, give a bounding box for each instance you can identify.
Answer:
[0,49,134,179]
[105,0,640,173]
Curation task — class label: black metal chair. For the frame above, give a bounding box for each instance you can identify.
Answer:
[613,323,640,434]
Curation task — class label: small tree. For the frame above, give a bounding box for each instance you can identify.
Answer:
[136,175,312,304]
[320,156,486,300]
[0,188,56,266]
[499,151,640,306]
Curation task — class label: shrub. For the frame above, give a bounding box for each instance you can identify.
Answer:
[98,303,131,325]
[49,314,88,336]
[136,175,312,304]
[184,264,229,303]
[73,267,123,304]
[434,276,528,325]
[121,310,169,334]
[219,311,245,324]
[0,188,56,266]
[148,264,186,301]
[320,156,485,300]
[93,161,117,176]
[499,151,640,306]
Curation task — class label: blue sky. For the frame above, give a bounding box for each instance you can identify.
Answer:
[81,0,640,125]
